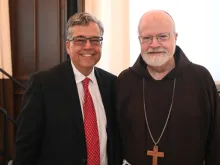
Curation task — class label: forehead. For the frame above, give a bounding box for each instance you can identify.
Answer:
[71,22,101,37]
[139,13,174,35]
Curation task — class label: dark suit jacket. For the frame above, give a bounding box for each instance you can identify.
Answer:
[13,60,118,165]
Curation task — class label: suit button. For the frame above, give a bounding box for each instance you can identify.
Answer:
[82,158,87,164]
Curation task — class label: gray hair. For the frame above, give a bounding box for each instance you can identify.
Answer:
[66,12,104,41]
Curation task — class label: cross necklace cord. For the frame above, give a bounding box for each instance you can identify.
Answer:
[142,78,176,165]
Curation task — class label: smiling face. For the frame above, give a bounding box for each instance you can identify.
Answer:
[138,10,178,67]
[66,22,102,76]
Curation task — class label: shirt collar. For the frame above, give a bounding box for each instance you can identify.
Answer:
[71,61,97,84]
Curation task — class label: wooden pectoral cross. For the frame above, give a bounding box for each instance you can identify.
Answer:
[147,145,164,165]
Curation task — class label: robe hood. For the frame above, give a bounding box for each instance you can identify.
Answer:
[131,45,192,80]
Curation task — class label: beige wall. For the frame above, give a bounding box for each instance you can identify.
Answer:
[85,0,130,75]
[0,0,12,78]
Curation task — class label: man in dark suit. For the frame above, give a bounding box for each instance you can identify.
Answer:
[13,12,118,165]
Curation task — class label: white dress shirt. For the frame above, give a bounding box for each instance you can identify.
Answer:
[71,62,108,165]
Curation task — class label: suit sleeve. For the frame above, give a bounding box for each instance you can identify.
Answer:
[13,74,44,165]
[112,77,123,165]
[204,77,220,165]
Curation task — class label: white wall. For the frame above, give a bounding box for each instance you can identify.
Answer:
[129,0,220,83]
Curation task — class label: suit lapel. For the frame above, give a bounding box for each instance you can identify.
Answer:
[94,68,110,122]
[95,68,116,165]
[61,61,85,137]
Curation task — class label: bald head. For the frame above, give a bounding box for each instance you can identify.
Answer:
[138,10,176,35]
[138,10,178,69]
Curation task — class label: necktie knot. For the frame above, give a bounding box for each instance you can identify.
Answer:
[82,77,90,90]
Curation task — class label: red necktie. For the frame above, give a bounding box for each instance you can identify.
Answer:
[82,78,100,165]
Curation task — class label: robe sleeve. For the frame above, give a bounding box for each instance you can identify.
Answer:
[203,72,220,165]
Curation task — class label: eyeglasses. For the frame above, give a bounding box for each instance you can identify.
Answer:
[139,32,175,44]
[68,36,103,46]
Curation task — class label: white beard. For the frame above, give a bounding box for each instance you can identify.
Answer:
[142,52,171,67]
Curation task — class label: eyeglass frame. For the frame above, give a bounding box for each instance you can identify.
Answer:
[138,32,176,44]
[68,35,103,46]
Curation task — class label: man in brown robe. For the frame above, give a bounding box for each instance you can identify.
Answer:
[116,10,220,165]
